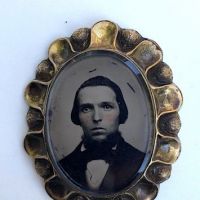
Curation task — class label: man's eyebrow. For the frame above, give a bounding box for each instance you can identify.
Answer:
[100,101,115,105]
[79,103,93,107]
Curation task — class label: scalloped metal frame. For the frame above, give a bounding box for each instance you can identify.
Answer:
[24,20,182,200]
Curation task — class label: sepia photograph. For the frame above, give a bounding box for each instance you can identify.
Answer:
[45,51,154,193]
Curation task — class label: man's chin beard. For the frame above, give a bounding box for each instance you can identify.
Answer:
[82,131,121,150]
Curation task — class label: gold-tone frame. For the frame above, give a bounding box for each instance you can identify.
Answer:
[24,20,182,200]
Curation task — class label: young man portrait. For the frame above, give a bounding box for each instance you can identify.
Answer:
[59,76,145,192]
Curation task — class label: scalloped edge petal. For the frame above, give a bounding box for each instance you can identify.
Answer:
[153,84,183,115]
[128,40,163,71]
[48,38,74,69]
[89,20,118,49]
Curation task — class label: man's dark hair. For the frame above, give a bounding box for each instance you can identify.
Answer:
[71,76,128,125]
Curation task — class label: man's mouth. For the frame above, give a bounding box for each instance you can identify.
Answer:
[89,127,107,138]
[90,127,106,135]
[91,127,105,131]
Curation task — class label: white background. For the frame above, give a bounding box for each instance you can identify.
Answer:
[0,0,199,199]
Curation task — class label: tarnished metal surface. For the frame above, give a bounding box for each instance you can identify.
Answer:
[90,21,118,49]
[24,20,183,200]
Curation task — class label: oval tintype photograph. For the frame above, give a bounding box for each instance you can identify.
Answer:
[45,50,155,194]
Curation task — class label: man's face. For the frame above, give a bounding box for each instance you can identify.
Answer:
[77,86,120,142]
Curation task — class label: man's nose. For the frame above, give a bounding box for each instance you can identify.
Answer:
[93,108,102,123]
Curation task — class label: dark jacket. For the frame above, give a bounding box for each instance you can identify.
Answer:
[59,136,145,192]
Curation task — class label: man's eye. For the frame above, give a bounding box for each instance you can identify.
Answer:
[81,107,91,113]
[103,104,113,110]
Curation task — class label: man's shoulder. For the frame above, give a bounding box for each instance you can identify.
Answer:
[59,142,82,166]
[117,138,145,161]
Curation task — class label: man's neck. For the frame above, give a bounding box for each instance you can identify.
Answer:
[81,131,121,152]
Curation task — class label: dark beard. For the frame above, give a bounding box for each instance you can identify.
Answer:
[82,131,121,152]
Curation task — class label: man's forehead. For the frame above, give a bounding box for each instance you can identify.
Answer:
[77,86,117,104]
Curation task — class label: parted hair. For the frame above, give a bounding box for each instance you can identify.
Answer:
[71,76,128,125]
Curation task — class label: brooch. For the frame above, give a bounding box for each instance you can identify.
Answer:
[24,20,183,200]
